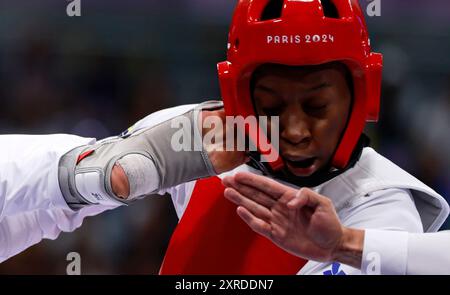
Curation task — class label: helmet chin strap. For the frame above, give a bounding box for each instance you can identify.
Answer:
[246,134,370,188]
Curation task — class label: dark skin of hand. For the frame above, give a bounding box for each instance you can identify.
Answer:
[222,172,365,268]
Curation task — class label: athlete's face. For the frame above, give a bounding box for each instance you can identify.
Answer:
[252,63,352,177]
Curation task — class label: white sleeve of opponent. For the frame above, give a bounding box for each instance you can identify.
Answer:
[0,134,95,219]
[0,134,116,263]
[362,230,450,275]
[0,205,112,263]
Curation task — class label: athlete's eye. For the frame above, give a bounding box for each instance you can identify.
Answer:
[304,104,328,115]
[262,106,283,116]
[307,104,327,110]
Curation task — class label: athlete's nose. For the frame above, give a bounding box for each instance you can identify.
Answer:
[280,107,312,147]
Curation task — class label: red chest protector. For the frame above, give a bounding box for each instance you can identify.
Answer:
[159,176,307,274]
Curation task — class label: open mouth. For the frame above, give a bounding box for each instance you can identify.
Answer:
[284,157,317,169]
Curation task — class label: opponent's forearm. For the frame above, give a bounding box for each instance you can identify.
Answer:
[58,102,222,210]
[333,227,365,269]
[0,134,94,220]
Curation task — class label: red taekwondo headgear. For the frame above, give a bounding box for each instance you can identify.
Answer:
[218,0,383,170]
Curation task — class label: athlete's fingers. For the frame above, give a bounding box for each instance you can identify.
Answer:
[287,188,325,210]
[224,187,272,221]
[222,176,276,209]
[233,172,291,200]
[236,206,272,238]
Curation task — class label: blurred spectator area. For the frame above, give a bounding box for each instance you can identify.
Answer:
[0,0,449,274]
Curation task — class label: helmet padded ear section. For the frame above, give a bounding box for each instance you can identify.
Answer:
[217,61,236,117]
[218,60,285,171]
[366,53,383,122]
[332,74,367,169]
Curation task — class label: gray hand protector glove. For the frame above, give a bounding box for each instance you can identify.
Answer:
[58,101,222,210]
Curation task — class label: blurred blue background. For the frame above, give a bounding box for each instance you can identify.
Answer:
[0,0,448,274]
